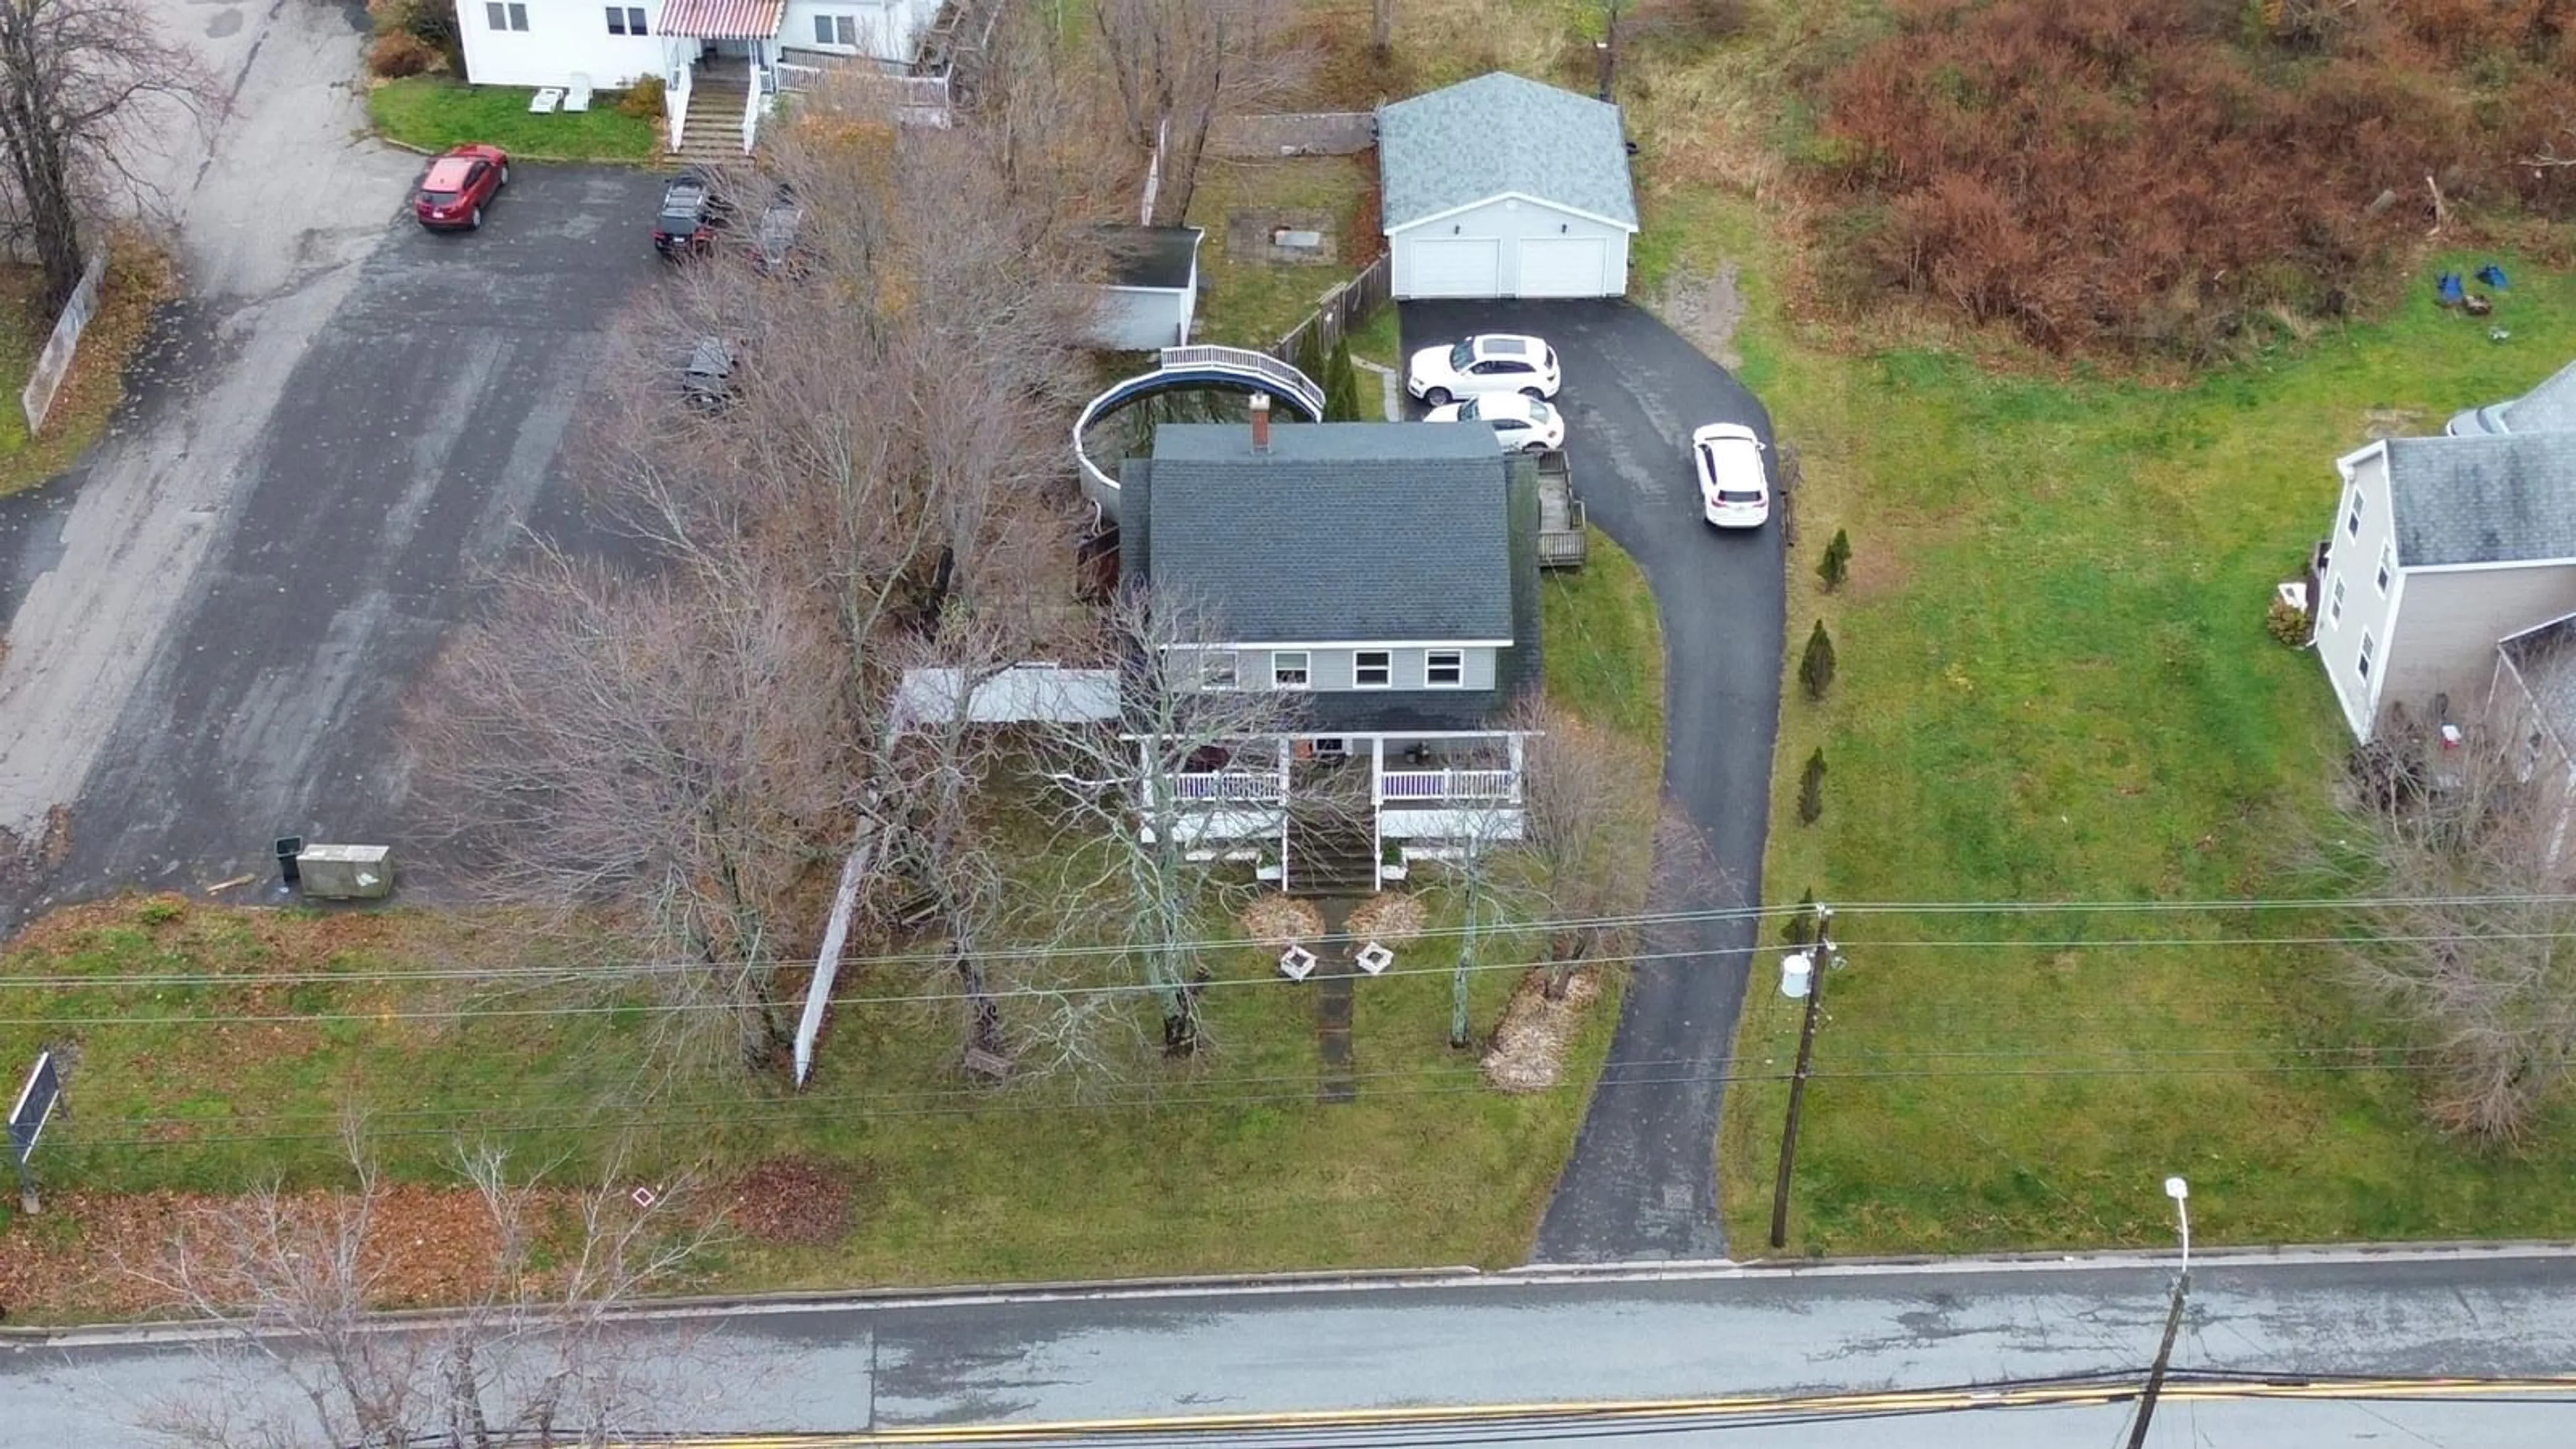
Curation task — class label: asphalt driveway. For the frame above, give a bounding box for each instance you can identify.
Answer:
[0,162,663,914]
[1400,300,1783,1263]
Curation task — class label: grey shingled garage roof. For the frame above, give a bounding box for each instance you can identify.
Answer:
[1377,72,1640,233]
[2386,433,2576,567]
[1138,421,1515,643]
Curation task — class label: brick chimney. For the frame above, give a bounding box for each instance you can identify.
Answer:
[1249,392,1271,453]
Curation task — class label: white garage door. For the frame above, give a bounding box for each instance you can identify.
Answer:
[1516,236,1609,298]
[1405,237,1501,299]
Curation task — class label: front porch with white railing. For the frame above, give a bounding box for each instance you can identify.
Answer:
[1144,731,1529,883]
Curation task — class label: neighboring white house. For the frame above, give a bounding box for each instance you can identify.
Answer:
[1116,409,1544,892]
[1087,226,1203,352]
[455,0,940,152]
[1377,72,1640,300]
[2316,429,2576,740]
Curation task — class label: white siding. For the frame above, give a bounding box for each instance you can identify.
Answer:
[782,0,929,60]
[458,0,669,87]
[2383,564,2576,720]
[2316,447,2402,740]
[1389,195,1630,300]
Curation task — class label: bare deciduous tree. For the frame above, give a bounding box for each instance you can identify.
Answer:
[1036,586,1318,1057]
[1092,0,1309,226]
[1509,695,1662,994]
[133,1130,727,1449]
[408,548,851,1073]
[0,0,214,309]
[2327,704,2576,1143]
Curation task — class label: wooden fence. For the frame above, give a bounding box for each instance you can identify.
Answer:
[1267,253,1392,369]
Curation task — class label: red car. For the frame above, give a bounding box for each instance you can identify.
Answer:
[413,144,509,231]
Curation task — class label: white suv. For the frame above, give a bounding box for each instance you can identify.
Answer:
[1407,333,1561,407]
[1426,394,1565,453]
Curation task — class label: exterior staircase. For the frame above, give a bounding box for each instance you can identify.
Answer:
[674,70,752,164]
[1285,808,1378,899]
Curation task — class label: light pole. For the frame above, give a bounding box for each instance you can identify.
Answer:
[2123,1176,2192,1449]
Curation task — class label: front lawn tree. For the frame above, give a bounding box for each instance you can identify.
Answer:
[2328,706,2576,1142]
[0,0,213,309]
[1091,0,1307,227]
[1037,585,1314,1058]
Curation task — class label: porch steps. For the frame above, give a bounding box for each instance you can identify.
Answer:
[675,77,752,163]
[1285,811,1377,899]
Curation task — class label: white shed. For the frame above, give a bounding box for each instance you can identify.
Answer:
[1087,225,1205,352]
[1377,72,1640,301]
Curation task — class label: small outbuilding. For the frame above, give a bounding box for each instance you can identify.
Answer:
[1377,72,1639,301]
[1087,225,1205,351]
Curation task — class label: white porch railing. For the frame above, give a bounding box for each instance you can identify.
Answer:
[1173,771,1285,802]
[1379,769,1519,802]
[741,54,763,152]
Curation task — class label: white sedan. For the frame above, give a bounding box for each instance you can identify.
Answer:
[1406,333,1561,406]
[1693,422,1770,528]
[1426,393,1566,453]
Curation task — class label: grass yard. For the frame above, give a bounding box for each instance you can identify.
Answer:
[369,77,657,163]
[1184,154,1379,350]
[1282,0,2576,1253]
[0,246,175,499]
[0,533,1660,1320]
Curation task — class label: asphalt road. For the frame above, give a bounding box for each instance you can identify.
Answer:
[1399,301,1784,1263]
[0,7,661,916]
[10,1251,2576,1442]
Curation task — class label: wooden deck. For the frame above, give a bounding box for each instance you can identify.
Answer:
[1539,462,1587,570]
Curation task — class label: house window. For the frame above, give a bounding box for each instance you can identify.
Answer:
[2375,543,2393,594]
[1354,650,1391,688]
[814,13,859,45]
[2358,631,2376,680]
[2345,489,2364,539]
[486,1,528,28]
[1425,649,1464,688]
[1272,651,1310,690]
[606,5,645,32]
[1201,651,1236,690]
[2328,576,2345,627]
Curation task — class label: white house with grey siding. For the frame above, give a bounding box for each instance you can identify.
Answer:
[1117,415,1542,892]
[2316,430,2576,741]
[1377,72,1639,300]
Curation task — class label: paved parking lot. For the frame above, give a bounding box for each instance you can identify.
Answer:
[0,162,664,912]
[1400,299,1785,1263]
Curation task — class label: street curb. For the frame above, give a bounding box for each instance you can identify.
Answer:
[15,1242,2576,1347]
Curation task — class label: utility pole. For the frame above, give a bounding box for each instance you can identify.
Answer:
[2125,1176,2194,1449]
[1768,905,1833,1250]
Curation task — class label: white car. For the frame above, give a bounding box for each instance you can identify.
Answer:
[1407,333,1561,406]
[1693,422,1770,528]
[1426,393,1566,453]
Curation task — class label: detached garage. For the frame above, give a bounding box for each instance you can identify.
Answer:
[1378,72,1640,301]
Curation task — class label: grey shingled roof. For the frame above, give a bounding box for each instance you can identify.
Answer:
[1096,225,1201,292]
[1138,421,1515,643]
[2448,358,2576,436]
[1377,72,1639,233]
[2385,433,2576,567]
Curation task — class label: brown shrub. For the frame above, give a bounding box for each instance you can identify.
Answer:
[616,74,665,121]
[368,32,439,78]
[1802,0,2481,356]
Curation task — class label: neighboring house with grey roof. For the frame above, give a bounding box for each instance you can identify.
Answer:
[1377,71,1639,300]
[2445,357,2576,437]
[1116,407,1542,891]
[2316,432,2576,740]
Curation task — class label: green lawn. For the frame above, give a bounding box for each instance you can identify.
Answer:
[0,535,1662,1318]
[1185,154,1379,350]
[1543,529,1665,746]
[369,77,657,162]
[1715,253,2576,1254]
